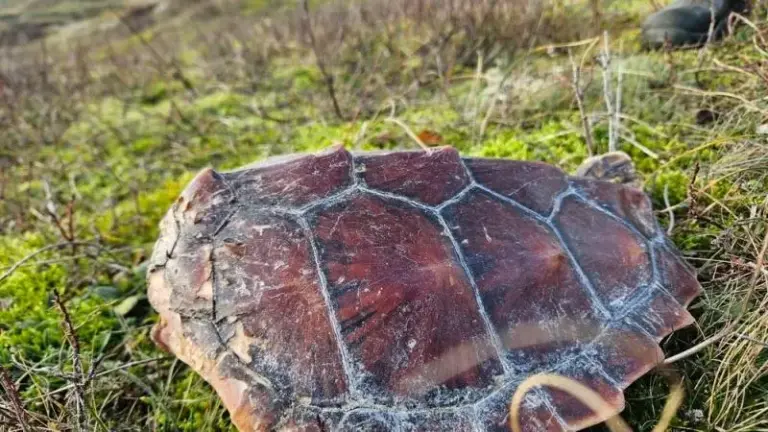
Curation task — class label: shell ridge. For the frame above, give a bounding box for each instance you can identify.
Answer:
[545,185,575,224]
[568,186,659,253]
[435,182,476,212]
[656,235,699,278]
[625,316,665,345]
[298,185,359,214]
[624,319,664,355]
[611,283,662,324]
[357,185,433,212]
[287,330,617,417]
[583,356,621,389]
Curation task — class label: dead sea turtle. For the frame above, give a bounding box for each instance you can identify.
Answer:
[147,145,700,431]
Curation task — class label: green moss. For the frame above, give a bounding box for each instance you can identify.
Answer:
[140,80,185,106]
[0,235,120,364]
[271,64,324,92]
[470,132,529,159]
[193,91,249,116]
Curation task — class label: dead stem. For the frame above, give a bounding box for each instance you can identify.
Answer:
[53,291,87,430]
[0,364,30,432]
[568,47,596,156]
[301,0,346,121]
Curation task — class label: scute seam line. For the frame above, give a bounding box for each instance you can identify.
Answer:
[299,215,358,397]
[296,329,614,416]
[357,185,512,376]
[569,187,660,283]
[567,189,694,316]
[475,183,612,320]
[436,211,512,376]
[534,388,570,431]
[290,150,361,397]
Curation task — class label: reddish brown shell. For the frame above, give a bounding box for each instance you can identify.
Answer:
[147,145,701,432]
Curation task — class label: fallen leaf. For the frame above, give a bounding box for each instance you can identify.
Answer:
[417,129,444,146]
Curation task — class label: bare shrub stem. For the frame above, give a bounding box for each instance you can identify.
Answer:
[568,48,595,156]
[597,32,619,152]
[53,291,87,430]
[301,0,346,121]
[0,365,30,432]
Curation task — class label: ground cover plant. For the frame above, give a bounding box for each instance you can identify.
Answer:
[0,0,767,430]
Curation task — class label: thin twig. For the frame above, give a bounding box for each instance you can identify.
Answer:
[701,0,718,60]
[597,31,618,152]
[568,48,595,156]
[32,356,165,401]
[53,291,87,430]
[301,0,345,121]
[0,241,102,285]
[735,333,768,347]
[614,63,623,149]
[0,365,30,432]
[116,12,195,92]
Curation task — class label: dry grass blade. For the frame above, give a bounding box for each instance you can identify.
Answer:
[663,184,675,235]
[672,85,768,115]
[665,220,768,364]
[384,118,431,152]
[508,373,632,432]
[652,367,686,432]
[509,370,686,432]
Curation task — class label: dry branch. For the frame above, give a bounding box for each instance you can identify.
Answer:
[568,48,595,156]
[0,365,30,432]
[301,0,346,121]
[53,291,87,430]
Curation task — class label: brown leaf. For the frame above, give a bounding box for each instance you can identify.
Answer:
[417,129,444,146]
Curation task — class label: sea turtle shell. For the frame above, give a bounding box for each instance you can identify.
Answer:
[147,145,701,431]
